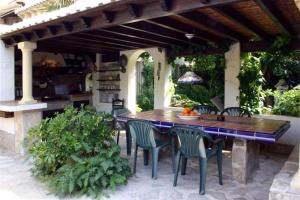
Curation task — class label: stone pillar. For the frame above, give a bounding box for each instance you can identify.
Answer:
[291,145,300,191]
[14,110,42,154]
[224,42,240,108]
[17,42,37,104]
[0,40,15,101]
[232,139,260,183]
[152,48,172,109]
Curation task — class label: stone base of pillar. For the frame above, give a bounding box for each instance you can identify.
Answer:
[14,110,42,154]
[232,139,260,183]
[18,98,37,105]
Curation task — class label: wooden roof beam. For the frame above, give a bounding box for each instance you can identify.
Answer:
[147,17,224,44]
[62,21,73,32]
[1,0,243,44]
[76,33,147,48]
[178,11,248,41]
[213,5,269,39]
[128,4,140,18]
[90,30,170,48]
[105,26,185,47]
[64,35,144,49]
[122,21,206,45]
[160,0,172,11]
[45,39,125,51]
[254,0,296,36]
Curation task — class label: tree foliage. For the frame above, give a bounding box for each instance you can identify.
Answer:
[238,53,264,114]
[170,55,225,107]
[136,52,154,111]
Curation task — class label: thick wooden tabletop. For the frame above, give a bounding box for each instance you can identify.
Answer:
[117,109,291,142]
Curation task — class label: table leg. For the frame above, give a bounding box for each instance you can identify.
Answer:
[126,127,132,156]
[232,139,260,184]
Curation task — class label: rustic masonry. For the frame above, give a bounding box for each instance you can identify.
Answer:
[0,1,299,198]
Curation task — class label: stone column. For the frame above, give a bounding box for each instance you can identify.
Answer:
[232,139,260,183]
[224,42,240,108]
[291,145,300,191]
[152,48,172,109]
[17,42,37,104]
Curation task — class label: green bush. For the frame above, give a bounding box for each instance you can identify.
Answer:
[272,85,300,117]
[171,94,200,108]
[24,106,131,198]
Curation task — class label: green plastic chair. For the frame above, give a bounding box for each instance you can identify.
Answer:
[170,126,223,195]
[112,108,132,155]
[221,107,251,117]
[192,105,218,115]
[127,119,170,179]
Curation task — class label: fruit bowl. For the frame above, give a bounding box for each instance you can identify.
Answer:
[177,115,200,120]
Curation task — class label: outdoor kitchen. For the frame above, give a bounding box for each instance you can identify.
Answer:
[15,51,93,118]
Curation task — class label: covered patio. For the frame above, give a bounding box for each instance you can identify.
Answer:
[0,0,299,199]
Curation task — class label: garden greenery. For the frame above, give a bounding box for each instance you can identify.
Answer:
[170,55,225,107]
[24,106,131,198]
[136,52,154,111]
[167,35,300,117]
[238,53,264,114]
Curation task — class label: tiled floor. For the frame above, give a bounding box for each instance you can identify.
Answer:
[0,134,287,200]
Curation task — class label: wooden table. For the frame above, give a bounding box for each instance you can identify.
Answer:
[117,109,290,183]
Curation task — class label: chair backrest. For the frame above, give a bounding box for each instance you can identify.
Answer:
[220,107,251,117]
[192,105,218,115]
[169,126,212,159]
[127,120,156,148]
[112,108,131,130]
[112,98,125,111]
[112,108,131,117]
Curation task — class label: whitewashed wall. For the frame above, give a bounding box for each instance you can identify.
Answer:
[255,115,300,146]
[0,40,15,101]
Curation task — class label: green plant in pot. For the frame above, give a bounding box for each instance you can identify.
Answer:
[24,106,131,198]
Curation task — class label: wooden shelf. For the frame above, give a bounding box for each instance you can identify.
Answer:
[97,89,121,91]
[97,68,121,72]
[97,79,121,82]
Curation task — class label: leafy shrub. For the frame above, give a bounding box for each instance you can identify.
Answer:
[272,85,300,117]
[171,94,200,108]
[24,106,131,198]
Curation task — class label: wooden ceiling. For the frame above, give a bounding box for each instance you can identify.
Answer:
[2,0,300,57]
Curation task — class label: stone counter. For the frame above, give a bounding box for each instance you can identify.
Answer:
[0,101,47,154]
[269,145,300,200]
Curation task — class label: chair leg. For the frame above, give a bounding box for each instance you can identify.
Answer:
[152,148,159,179]
[133,144,138,174]
[173,152,181,186]
[181,157,187,175]
[143,149,149,166]
[116,130,120,144]
[217,149,223,185]
[199,158,207,195]
[171,136,176,173]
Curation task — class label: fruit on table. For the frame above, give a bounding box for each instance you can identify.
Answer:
[179,107,199,116]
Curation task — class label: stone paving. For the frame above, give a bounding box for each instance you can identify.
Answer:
[0,134,288,200]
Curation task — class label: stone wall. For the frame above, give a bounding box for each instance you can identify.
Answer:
[269,145,300,200]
